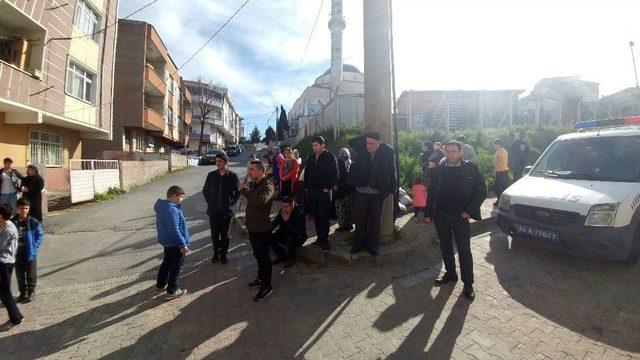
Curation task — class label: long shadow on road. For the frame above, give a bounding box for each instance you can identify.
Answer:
[485,232,640,352]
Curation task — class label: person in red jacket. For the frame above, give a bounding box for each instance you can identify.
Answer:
[280,148,299,198]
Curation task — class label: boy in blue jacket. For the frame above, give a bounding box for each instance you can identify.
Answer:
[154,186,190,299]
[11,198,43,303]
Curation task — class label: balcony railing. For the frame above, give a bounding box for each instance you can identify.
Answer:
[143,107,165,132]
[144,64,167,96]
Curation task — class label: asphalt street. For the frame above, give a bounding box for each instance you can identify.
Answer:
[38,151,253,287]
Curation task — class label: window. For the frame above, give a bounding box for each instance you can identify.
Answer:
[74,0,100,42]
[168,77,174,94]
[30,130,63,167]
[147,136,155,152]
[168,107,174,125]
[123,128,132,151]
[66,61,95,103]
[134,131,145,152]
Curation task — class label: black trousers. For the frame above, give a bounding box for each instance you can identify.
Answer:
[434,213,473,284]
[494,171,510,202]
[414,206,427,218]
[306,189,331,244]
[281,180,293,197]
[15,252,37,296]
[0,262,23,324]
[156,246,185,294]
[249,231,272,287]
[353,191,385,252]
[210,211,232,257]
[270,230,301,260]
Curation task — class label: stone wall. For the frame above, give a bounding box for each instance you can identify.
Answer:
[119,160,169,191]
[169,154,188,171]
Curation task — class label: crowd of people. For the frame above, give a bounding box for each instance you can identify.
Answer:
[0,157,46,331]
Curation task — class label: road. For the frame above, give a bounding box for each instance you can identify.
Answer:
[39,151,251,287]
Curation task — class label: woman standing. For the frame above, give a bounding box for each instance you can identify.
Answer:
[20,165,45,222]
[334,148,354,232]
[280,148,299,198]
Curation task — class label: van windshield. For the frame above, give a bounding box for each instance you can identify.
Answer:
[530,135,640,182]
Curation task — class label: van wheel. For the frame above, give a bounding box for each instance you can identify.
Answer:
[624,228,640,265]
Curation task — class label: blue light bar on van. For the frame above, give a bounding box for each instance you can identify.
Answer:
[574,117,637,130]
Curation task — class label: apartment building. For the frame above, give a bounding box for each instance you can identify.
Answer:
[84,20,192,160]
[184,80,241,153]
[0,0,118,191]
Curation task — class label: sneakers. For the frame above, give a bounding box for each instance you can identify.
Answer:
[283,258,296,268]
[0,319,23,332]
[335,225,354,232]
[254,286,274,302]
[247,279,263,288]
[434,273,458,285]
[312,240,330,251]
[166,288,187,300]
[463,284,476,300]
[271,256,285,265]
[155,285,166,293]
[220,256,229,265]
[211,253,220,264]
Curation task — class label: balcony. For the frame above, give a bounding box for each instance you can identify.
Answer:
[143,107,165,132]
[144,64,166,96]
[0,1,46,78]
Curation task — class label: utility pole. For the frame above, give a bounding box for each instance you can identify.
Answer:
[631,41,640,114]
[363,0,394,243]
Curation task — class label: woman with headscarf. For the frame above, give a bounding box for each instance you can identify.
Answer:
[20,165,45,221]
[280,148,299,198]
[334,148,354,232]
[271,147,284,195]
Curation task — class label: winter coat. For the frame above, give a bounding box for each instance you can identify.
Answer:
[21,175,45,221]
[271,206,307,245]
[154,199,190,248]
[10,215,43,261]
[347,135,397,197]
[304,150,339,191]
[202,170,240,216]
[427,160,487,221]
[0,169,23,193]
[241,177,276,232]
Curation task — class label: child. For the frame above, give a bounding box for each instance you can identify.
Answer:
[411,177,428,223]
[0,203,23,330]
[154,186,190,300]
[11,198,43,303]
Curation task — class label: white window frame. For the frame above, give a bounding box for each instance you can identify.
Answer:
[30,129,63,167]
[74,0,101,42]
[66,60,96,104]
[134,131,145,152]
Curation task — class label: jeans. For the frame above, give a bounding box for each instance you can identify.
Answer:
[270,230,301,260]
[15,251,37,296]
[434,213,473,284]
[353,191,385,252]
[494,171,510,203]
[249,231,272,288]
[306,189,331,245]
[0,262,23,324]
[0,192,17,212]
[156,246,185,294]
[210,211,232,258]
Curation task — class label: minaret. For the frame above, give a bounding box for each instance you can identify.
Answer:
[329,0,346,92]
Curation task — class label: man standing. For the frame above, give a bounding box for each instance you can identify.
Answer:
[457,136,477,163]
[348,132,397,256]
[429,142,445,166]
[239,161,276,302]
[493,139,510,206]
[419,141,433,185]
[202,153,240,265]
[0,158,23,211]
[510,131,530,181]
[304,136,338,251]
[270,196,307,268]
[427,141,487,300]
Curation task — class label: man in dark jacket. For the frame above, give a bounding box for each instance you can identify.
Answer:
[427,141,487,300]
[270,196,307,268]
[510,131,530,181]
[347,132,397,256]
[239,160,276,302]
[304,136,338,251]
[202,153,240,265]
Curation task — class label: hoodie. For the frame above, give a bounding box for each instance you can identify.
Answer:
[154,199,190,248]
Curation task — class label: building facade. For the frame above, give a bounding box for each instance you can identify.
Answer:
[83,20,192,160]
[184,80,241,153]
[396,89,524,131]
[596,87,640,119]
[0,0,118,191]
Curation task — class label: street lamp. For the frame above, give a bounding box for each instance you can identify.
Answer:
[630,41,639,89]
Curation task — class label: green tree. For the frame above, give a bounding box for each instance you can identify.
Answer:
[249,126,261,143]
[264,126,276,144]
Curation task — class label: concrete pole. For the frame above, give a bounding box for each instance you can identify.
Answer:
[363,0,394,243]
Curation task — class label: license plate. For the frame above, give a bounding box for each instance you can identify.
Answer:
[516,224,560,243]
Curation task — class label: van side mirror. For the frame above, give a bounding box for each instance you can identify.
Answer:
[524,166,533,174]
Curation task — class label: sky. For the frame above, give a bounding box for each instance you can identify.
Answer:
[119,0,640,137]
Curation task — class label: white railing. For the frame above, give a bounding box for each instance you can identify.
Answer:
[70,160,120,203]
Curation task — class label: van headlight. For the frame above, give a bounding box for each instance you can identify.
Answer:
[498,194,511,212]
[585,204,618,227]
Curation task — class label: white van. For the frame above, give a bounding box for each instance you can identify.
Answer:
[497,117,640,263]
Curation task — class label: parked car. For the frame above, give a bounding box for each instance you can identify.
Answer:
[199,149,227,165]
[225,145,240,156]
[497,116,640,264]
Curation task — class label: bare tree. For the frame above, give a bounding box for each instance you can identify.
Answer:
[190,77,222,156]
